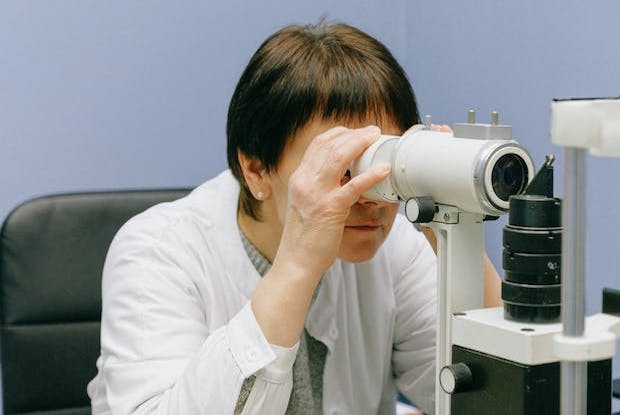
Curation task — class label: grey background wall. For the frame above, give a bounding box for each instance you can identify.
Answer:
[1,0,619,411]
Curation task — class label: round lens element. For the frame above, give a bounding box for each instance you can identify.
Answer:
[492,154,528,201]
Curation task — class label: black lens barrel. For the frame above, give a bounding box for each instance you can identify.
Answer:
[502,194,562,323]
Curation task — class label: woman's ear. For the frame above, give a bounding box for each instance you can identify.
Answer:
[237,150,272,200]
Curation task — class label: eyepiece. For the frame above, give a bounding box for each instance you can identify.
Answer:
[477,141,534,215]
[491,154,529,202]
[352,129,535,216]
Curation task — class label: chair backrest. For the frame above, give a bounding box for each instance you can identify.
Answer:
[0,189,190,415]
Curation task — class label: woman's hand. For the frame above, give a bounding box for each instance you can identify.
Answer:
[253,125,391,347]
[274,125,391,281]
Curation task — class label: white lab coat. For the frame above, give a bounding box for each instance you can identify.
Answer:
[88,170,437,415]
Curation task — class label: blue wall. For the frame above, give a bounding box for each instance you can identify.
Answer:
[1,0,619,411]
[0,0,409,224]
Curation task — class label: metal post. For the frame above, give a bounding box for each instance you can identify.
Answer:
[561,147,587,415]
[428,209,485,415]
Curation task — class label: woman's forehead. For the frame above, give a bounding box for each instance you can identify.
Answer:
[291,114,402,142]
[274,115,401,172]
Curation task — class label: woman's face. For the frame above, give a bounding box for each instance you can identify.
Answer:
[265,117,401,263]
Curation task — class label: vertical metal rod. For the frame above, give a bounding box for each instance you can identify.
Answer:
[561,147,588,415]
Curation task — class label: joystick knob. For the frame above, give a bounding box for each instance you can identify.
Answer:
[439,362,473,394]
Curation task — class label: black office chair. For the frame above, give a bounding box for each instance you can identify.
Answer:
[0,189,190,415]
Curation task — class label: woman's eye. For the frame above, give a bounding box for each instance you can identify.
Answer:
[341,170,352,185]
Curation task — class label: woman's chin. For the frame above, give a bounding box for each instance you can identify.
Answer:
[338,236,382,263]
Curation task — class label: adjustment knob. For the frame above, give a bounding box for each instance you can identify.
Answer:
[439,362,473,394]
[404,196,436,223]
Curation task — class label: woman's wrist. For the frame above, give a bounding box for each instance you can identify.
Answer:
[251,257,322,347]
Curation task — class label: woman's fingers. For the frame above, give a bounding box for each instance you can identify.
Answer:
[336,162,391,206]
[304,125,381,180]
[404,123,453,134]
[435,123,452,132]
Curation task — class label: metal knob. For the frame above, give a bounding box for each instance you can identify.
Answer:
[439,362,473,394]
[404,196,436,224]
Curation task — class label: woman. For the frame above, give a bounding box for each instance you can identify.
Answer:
[88,22,500,414]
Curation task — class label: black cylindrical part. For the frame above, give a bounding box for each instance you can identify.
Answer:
[502,194,562,323]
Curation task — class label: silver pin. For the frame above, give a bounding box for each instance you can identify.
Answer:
[491,111,499,126]
[467,110,476,124]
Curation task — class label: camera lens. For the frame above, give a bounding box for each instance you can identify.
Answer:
[502,195,562,323]
[492,154,528,202]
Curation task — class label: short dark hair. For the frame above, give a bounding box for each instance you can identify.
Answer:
[227,22,420,220]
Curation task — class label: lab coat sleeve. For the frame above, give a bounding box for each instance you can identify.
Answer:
[390,223,437,415]
[95,217,297,415]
